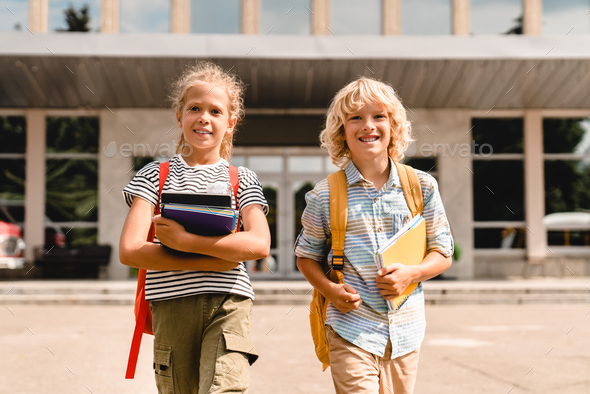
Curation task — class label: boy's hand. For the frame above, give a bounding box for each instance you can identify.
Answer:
[327,284,362,313]
[376,264,416,300]
[152,215,187,250]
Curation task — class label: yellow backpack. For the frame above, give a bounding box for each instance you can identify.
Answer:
[309,162,424,371]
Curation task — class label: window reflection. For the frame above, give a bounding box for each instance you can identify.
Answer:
[471,0,522,35]
[261,0,311,35]
[192,0,240,33]
[49,0,100,32]
[543,118,590,154]
[0,0,27,31]
[543,0,589,35]
[121,0,169,33]
[288,156,322,173]
[46,117,99,153]
[402,0,451,35]
[248,156,283,173]
[331,0,381,35]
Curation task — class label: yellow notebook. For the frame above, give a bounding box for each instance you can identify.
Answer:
[374,215,426,311]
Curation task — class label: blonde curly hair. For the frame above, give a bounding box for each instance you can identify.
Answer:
[320,77,413,168]
[168,61,246,161]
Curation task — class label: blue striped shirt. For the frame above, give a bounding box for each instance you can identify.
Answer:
[294,159,453,358]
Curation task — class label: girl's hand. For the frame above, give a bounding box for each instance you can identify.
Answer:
[375,264,416,300]
[326,284,362,313]
[152,215,187,250]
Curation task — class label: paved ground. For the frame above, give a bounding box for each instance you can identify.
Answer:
[1,303,589,393]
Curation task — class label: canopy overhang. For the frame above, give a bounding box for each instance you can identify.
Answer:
[2,33,590,109]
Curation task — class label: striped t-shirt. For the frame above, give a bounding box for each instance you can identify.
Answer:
[294,158,453,358]
[122,154,268,302]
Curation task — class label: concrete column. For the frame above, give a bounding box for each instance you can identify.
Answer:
[383,0,401,35]
[241,0,259,34]
[24,110,46,263]
[170,0,190,34]
[28,0,48,33]
[523,0,542,35]
[312,0,329,35]
[409,109,474,279]
[101,0,119,33]
[100,108,179,279]
[452,0,469,36]
[523,110,546,259]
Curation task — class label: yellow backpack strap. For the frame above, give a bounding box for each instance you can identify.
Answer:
[394,162,423,217]
[327,170,348,278]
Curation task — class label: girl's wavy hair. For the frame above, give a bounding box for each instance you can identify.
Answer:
[320,77,413,168]
[168,61,246,161]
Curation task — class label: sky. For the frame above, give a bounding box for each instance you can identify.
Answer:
[0,0,589,34]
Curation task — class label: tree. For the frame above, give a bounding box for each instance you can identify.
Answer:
[505,15,523,35]
[57,4,91,32]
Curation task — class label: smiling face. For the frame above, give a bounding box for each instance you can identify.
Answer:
[176,83,237,165]
[342,102,392,165]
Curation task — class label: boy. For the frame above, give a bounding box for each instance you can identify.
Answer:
[295,77,453,394]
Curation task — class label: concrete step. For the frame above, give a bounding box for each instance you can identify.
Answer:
[0,279,589,305]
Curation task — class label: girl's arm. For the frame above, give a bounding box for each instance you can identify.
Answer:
[119,196,239,271]
[152,203,271,262]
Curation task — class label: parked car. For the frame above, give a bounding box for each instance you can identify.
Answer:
[0,204,25,269]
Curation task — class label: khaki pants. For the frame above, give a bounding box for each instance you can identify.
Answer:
[150,294,258,394]
[326,326,420,394]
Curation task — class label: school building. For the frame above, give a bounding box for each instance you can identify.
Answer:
[1,0,590,280]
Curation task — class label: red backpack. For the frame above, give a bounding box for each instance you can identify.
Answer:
[125,162,240,379]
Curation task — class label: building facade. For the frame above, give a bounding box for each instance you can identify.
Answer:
[1,0,590,280]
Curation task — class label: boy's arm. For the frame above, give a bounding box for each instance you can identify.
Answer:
[153,203,271,262]
[375,251,452,300]
[119,196,239,271]
[296,257,362,313]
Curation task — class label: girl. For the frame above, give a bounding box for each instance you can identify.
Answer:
[295,77,453,393]
[119,61,270,394]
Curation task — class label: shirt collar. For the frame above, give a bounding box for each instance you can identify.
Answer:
[176,154,227,169]
[343,158,401,190]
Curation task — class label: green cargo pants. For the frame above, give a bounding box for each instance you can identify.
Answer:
[150,293,258,394]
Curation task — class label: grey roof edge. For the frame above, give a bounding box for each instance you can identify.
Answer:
[2,32,590,60]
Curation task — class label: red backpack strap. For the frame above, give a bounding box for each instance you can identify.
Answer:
[229,164,240,232]
[126,161,169,379]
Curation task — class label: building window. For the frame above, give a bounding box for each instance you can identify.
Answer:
[330,0,382,35]
[0,116,26,231]
[49,0,101,32]
[45,117,99,247]
[402,0,451,35]
[121,0,170,33]
[471,0,522,35]
[471,118,525,249]
[0,0,27,32]
[191,0,241,34]
[260,0,311,35]
[543,118,590,248]
[543,0,589,35]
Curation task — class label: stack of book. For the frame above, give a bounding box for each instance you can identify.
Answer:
[160,192,239,236]
[374,214,426,311]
